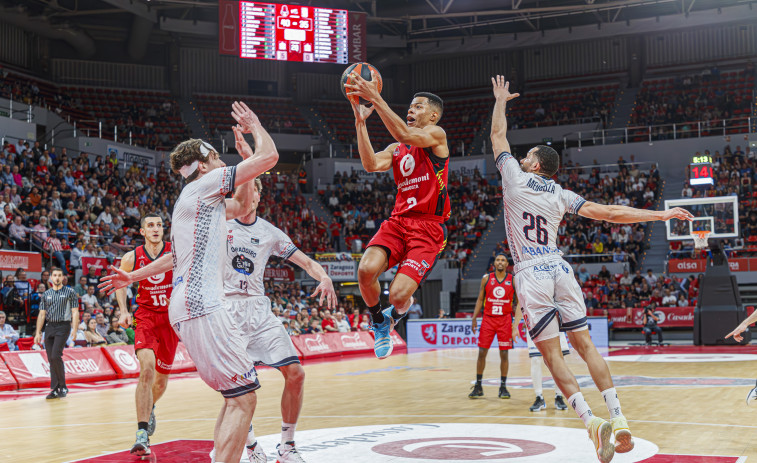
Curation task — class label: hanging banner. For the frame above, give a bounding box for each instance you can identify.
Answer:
[107,144,157,174]
[448,157,486,176]
[0,250,42,273]
[319,261,357,281]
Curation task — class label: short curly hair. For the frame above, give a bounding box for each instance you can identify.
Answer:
[169,139,216,182]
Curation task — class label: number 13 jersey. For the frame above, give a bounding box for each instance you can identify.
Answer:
[391,143,450,223]
[223,217,298,299]
[135,242,173,313]
[496,151,586,272]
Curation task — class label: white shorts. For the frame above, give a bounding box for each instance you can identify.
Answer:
[230,296,300,368]
[173,306,260,398]
[514,258,588,342]
[527,330,571,358]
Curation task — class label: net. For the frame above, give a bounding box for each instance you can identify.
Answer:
[692,230,711,249]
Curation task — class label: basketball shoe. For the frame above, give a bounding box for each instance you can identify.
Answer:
[277,441,306,463]
[468,383,484,398]
[371,307,394,359]
[130,429,151,456]
[498,385,511,399]
[209,447,254,463]
[587,416,614,463]
[147,405,156,436]
[555,395,568,410]
[611,416,634,453]
[529,395,546,411]
[746,381,757,406]
[247,441,267,463]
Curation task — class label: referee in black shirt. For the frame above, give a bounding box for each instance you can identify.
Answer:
[33,267,79,400]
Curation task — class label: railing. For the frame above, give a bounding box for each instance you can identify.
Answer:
[560,161,656,176]
[562,253,630,265]
[566,116,754,147]
[0,97,34,123]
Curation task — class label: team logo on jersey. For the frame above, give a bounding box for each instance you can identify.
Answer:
[232,254,254,275]
[492,286,506,299]
[250,237,259,245]
[399,153,415,177]
[561,263,570,274]
[147,273,165,284]
[421,324,437,344]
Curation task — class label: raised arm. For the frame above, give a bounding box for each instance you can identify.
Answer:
[471,275,488,334]
[99,252,173,296]
[490,75,520,159]
[230,101,279,187]
[287,250,337,309]
[578,201,694,224]
[115,250,135,327]
[352,103,394,173]
[225,124,256,220]
[345,72,445,148]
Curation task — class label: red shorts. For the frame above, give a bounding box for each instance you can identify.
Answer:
[478,316,513,351]
[367,216,447,285]
[134,309,179,375]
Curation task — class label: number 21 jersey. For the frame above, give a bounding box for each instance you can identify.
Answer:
[496,151,586,269]
[135,242,173,313]
[484,272,514,316]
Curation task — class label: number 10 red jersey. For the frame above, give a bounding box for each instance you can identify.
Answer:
[135,242,173,313]
[391,144,451,222]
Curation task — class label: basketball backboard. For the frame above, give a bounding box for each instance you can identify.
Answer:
[665,196,739,240]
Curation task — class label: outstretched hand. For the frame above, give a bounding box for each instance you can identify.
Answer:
[232,125,254,159]
[98,265,133,296]
[351,102,375,123]
[231,101,261,133]
[661,207,695,222]
[491,75,520,102]
[725,324,747,342]
[311,277,338,310]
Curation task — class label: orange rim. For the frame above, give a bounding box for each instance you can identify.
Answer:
[692,231,711,239]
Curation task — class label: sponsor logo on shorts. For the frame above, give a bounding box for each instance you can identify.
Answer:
[157,359,173,371]
[230,366,256,383]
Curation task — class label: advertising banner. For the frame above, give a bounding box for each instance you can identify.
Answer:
[407,317,608,349]
[0,359,18,391]
[329,331,373,355]
[102,345,141,379]
[448,157,486,176]
[669,258,757,273]
[290,333,340,360]
[0,250,42,273]
[171,343,197,373]
[82,257,121,275]
[1,347,118,389]
[264,267,295,282]
[347,11,367,63]
[107,144,157,174]
[319,261,357,281]
[608,306,695,328]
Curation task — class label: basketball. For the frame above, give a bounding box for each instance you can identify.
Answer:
[341,62,382,106]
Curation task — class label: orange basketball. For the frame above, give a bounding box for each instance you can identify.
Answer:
[341,62,382,106]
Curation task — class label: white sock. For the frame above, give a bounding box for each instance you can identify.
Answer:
[246,423,256,447]
[567,392,594,427]
[530,357,543,398]
[602,387,623,419]
[281,422,296,444]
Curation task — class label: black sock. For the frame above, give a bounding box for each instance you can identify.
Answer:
[390,307,402,320]
[475,374,482,385]
[138,421,148,431]
[368,303,384,324]
[501,376,507,387]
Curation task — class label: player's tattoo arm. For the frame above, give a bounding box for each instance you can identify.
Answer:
[115,250,136,316]
[578,201,694,224]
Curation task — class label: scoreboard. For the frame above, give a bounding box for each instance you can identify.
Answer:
[219,0,367,64]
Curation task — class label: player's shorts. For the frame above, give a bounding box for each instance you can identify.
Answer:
[367,215,447,285]
[477,315,513,351]
[527,330,571,357]
[172,306,260,398]
[134,309,179,375]
[229,295,300,368]
[514,257,588,343]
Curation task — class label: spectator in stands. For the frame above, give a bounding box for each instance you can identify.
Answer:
[644,269,658,286]
[302,318,323,334]
[105,317,128,344]
[9,216,29,248]
[329,218,342,252]
[335,312,351,332]
[44,230,69,274]
[577,266,591,283]
[0,311,19,351]
[82,286,102,312]
[661,289,677,307]
[79,312,91,331]
[321,309,338,332]
[85,267,100,288]
[407,297,423,319]
[642,303,664,346]
[84,318,107,346]
[13,268,31,300]
[597,265,611,281]
[74,276,88,297]
[358,314,371,331]
[94,312,109,338]
[29,283,45,318]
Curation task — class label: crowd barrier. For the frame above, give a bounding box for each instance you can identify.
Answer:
[0,332,406,389]
[290,330,406,361]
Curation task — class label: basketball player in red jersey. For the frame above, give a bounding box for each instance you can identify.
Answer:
[345,73,449,359]
[116,213,178,456]
[469,253,517,400]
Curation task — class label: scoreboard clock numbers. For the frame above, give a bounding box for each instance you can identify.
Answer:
[689,155,714,187]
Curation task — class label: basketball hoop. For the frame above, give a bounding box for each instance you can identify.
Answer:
[692,230,711,249]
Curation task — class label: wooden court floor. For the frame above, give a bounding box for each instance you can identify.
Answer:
[1,346,756,462]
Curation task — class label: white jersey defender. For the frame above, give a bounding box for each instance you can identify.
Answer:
[224,217,300,368]
[496,151,589,342]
